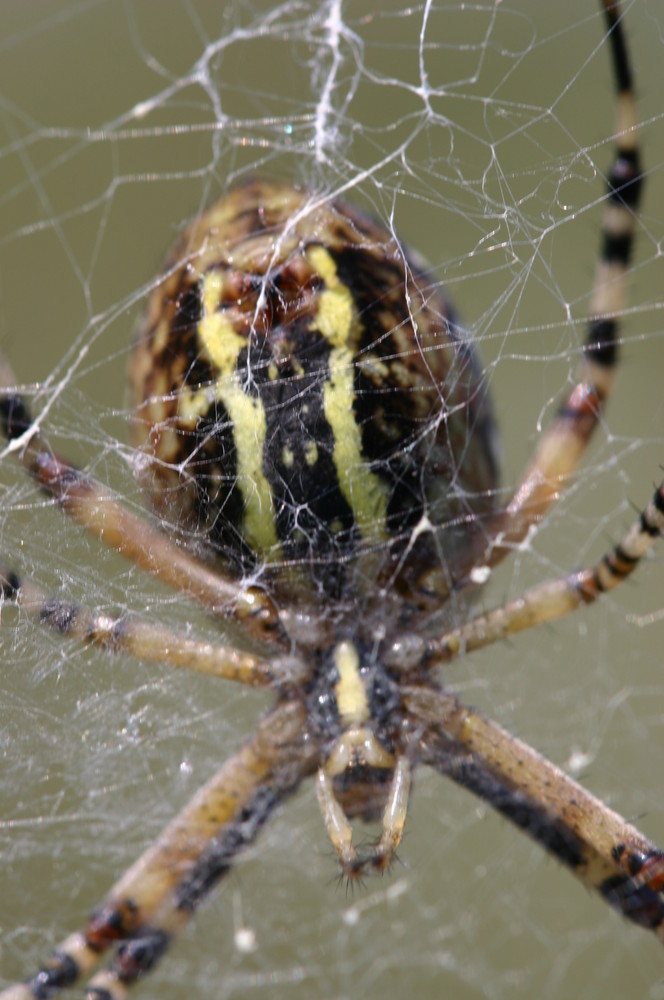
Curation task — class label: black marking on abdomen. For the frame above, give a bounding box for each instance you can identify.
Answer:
[245,322,359,576]
[191,396,248,568]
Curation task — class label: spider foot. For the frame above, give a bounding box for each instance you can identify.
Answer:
[336,838,401,882]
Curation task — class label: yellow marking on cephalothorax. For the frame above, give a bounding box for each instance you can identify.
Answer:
[334,640,369,727]
[196,270,280,557]
[307,245,389,543]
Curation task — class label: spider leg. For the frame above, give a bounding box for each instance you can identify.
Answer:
[475,0,643,577]
[316,756,411,878]
[0,567,309,688]
[0,361,285,647]
[372,755,411,872]
[0,700,317,1000]
[316,769,361,875]
[405,687,664,939]
[388,480,664,670]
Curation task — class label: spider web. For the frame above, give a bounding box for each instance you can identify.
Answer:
[0,1,663,997]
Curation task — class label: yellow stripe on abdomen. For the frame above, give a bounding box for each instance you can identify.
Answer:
[307,245,389,544]
[197,271,280,558]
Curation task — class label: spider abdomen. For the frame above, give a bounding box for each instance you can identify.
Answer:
[130,180,498,601]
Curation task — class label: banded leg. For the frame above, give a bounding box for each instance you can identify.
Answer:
[0,701,317,1000]
[405,687,664,938]
[473,0,643,577]
[0,567,309,688]
[0,365,285,646]
[390,480,664,670]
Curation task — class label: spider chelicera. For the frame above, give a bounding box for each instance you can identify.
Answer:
[1,3,663,998]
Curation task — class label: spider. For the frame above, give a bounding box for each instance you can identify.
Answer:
[0,2,663,997]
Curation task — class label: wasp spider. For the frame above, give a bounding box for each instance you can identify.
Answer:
[0,3,662,997]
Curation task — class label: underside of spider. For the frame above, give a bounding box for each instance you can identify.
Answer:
[1,3,663,999]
